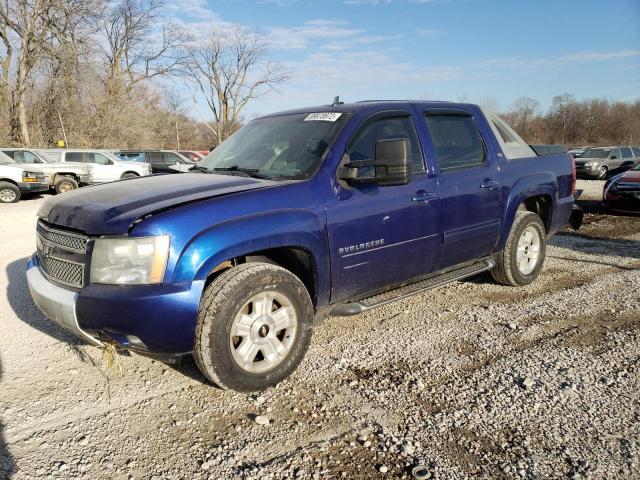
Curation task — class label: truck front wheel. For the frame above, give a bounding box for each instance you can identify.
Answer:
[491,211,546,287]
[194,262,313,392]
[54,176,78,194]
[0,182,20,203]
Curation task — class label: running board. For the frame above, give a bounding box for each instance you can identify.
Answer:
[331,258,495,316]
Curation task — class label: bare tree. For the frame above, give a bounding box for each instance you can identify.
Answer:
[185,28,289,142]
[0,0,98,144]
[0,15,11,113]
[511,96,539,140]
[101,0,187,97]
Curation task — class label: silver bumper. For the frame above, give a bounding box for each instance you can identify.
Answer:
[26,264,102,346]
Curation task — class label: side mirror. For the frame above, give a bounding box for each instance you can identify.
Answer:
[338,138,412,187]
[611,155,618,159]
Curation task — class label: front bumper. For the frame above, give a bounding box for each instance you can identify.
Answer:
[78,174,93,184]
[26,255,203,354]
[26,258,102,345]
[18,182,50,193]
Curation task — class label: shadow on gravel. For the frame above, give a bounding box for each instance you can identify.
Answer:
[551,234,640,260]
[166,355,210,386]
[0,358,16,478]
[5,256,98,371]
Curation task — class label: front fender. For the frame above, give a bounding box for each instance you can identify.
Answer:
[499,172,558,249]
[172,209,330,305]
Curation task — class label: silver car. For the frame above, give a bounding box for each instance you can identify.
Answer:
[574,146,640,179]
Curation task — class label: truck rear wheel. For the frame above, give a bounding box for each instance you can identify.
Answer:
[491,211,546,287]
[194,262,313,392]
[0,182,20,203]
[54,176,78,194]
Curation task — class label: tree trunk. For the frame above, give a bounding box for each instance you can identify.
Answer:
[11,47,31,145]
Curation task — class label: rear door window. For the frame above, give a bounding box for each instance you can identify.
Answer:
[424,114,485,172]
[620,147,633,159]
[147,152,165,165]
[633,147,640,157]
[163,152,180,165]
[66,152,86,162]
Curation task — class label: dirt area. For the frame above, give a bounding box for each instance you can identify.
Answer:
[0,180,639,479]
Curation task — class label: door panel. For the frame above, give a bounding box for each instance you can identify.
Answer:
[325,112,442,302]
[423,112,502,270]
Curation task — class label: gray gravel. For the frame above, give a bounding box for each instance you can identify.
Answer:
[1,181,639,479]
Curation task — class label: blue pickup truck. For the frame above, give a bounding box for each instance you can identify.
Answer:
[27,101,582,392]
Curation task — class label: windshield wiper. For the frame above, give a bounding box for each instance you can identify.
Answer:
[189,164,210,173]
[213,166,270,179]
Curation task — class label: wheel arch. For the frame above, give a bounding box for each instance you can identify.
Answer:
[0,178,19,187]
[52,172,79,182]
[499,173,557,250]
[171,211,330,307]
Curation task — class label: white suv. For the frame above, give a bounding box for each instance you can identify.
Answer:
[42,149,151,183]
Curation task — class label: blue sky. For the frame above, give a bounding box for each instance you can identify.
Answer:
[168,0,640,119]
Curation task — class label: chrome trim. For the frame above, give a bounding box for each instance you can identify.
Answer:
[26,264,102,346]
[37,221,88,253]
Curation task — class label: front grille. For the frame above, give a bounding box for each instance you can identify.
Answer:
[36,221,88,288]
[39,255,84,288]
[37,221,88,253]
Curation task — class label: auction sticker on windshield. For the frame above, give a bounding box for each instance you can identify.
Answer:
[304,112,342,122]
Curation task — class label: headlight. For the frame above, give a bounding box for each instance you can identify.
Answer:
[584,161,596,167]
[90,236,170,285]
[22,171,40,182]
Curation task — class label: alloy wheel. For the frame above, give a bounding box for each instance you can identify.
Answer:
[229,291,298,374]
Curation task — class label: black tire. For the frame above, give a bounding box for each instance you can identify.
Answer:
[0,182,20,203]
[121,172,139,179]
[491,211,546,287]
[54,176,78,194]
[194,262,313,392]
[596,166,608,180]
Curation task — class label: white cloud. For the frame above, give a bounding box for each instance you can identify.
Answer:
[267,19,364,50]
[415,28,445,38]
[476,49,640,70]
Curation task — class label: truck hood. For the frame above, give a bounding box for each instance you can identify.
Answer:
[38,173,281,235]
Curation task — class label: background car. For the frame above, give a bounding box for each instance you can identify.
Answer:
[0,151,49,202]
[115,150,194,174]
[1,147,92,193]
[603,161,640,214]
[43,149,151,183]
[573,146,639,179]
[177,150,204,162]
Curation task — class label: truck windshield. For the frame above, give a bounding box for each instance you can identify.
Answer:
[580,148,611,159]
[197,112,347,180]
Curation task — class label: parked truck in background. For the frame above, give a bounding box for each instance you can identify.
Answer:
[42,149,151,182]
[0,152,50,203]
[1,148,92,193]
[27,100,582,392]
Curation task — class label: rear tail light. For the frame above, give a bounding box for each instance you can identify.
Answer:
[569,153,576,195]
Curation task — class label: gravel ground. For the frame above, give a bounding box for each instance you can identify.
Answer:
[1,180,639,480]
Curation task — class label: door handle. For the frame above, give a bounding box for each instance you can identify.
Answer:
[412,191,437,203]
[480,179,500,190]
